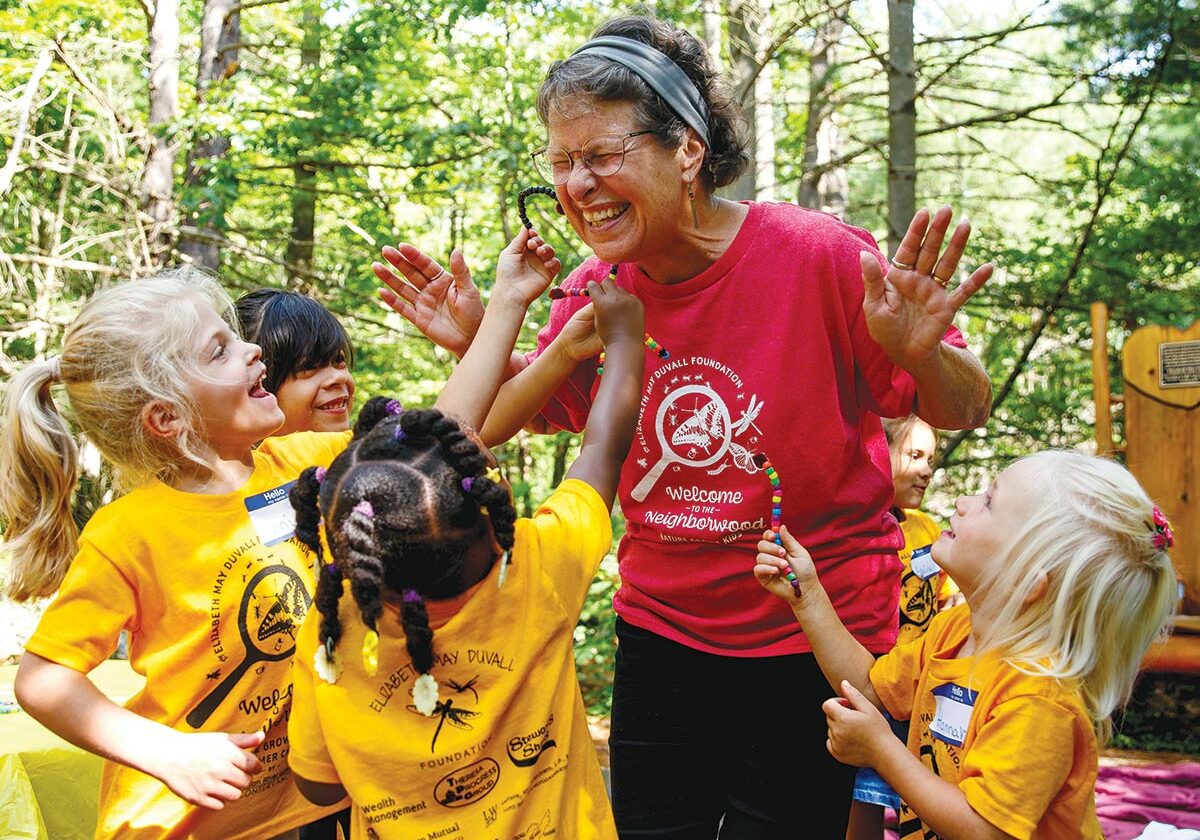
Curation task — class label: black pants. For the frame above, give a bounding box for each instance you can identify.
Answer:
[610,619,856,839]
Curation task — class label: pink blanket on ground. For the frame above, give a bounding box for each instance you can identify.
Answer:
[882,761,1200,840]
[1095,762,1200,840]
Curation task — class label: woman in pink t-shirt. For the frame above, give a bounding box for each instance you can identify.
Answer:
[373,15,993,838]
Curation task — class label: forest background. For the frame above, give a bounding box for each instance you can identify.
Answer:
[0,0,1196,745]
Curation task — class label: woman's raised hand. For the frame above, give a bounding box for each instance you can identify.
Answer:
[861,206,993,369]
[374,244,484,359]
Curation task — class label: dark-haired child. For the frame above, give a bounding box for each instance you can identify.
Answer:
[237,289,356,435]
[285,277,643,840]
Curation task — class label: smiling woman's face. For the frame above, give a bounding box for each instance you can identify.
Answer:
[546,98,689,268]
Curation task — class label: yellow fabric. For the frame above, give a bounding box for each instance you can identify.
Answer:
[1,661,144,840]
[24,430,352,839]
[870,606,1102,840]
[289,479,617,840]
[895,508,958,646]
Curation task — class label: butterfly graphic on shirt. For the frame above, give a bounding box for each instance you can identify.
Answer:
[258,575,307,641]
[407,699,482,752]
[672,400,726,451]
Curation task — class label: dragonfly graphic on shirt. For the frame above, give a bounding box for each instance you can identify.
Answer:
[407,698,482,752]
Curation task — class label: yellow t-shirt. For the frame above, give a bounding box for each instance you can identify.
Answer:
[24,430,352,839]
[288,478,618,840]
[896,508,959,646]
[870,606,1102,840]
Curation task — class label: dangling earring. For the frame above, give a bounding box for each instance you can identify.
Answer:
[555,201,564,215]
[688,182,699,229]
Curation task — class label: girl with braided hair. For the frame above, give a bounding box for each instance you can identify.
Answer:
[285,278,644,840]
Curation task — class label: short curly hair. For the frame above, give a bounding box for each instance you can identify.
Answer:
[537,15,749,191]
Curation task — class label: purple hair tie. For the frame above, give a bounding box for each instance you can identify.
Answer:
[385,399,403,415]
[402,588,421,603]
[461,477,475,493]
[353,500,374,518]
[314,467,326,482]
[394,426,406,442]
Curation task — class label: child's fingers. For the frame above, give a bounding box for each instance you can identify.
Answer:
[838,679,872,711]
[228,730,266,750]
[776,524,804,555]
[223,766,253,789]
[757,534,787,556]
[210,780,245,803]
[822,695,853,719]
[233,748,263,775]
[753,560,785,582]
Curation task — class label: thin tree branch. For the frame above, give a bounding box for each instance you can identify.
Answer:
[0,48,55,198]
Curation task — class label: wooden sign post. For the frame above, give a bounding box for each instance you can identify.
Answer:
[1093,311,1200,671]
[1121,320,1199,618]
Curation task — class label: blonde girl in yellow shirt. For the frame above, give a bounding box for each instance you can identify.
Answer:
[0,230,560,839]
[284,278,644,840]
[755,451,1177,840]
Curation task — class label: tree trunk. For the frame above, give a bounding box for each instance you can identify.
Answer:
[140,0,180,268]
[728,0,776,201]
[702,0,723,68]
[285,0,322,288]
[178,0,239,270]
[797,12,848,215]
[887,0,916,256]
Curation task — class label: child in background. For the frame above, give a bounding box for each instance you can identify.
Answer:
[885,415,961,648]
[285,277,644,840]
[236,289,356,436]
[849,415,960,838]
[2,268,349,838]
[756,451,1177,840]
[236,288,356,840]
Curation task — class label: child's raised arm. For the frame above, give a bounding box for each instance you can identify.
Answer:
[15,653,265,810]
[563,278,644,509]
[755,526,881,707]
[434,228,559,431]
[479,304,601,447]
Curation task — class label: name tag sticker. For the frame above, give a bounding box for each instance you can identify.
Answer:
[910,545,941,580]
[930,682,976,747]
[244,481,298,546]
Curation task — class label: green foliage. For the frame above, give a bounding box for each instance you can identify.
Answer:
[1112,672,1200,754]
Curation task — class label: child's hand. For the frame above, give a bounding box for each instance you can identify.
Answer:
[823,680,892,768]
[494,228,561,307]
[555,303,603,362]
[754,524,816,604]
[150,730,265,810]
[587,277,644,348]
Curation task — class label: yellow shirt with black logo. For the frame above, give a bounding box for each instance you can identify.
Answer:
[288,478,618,840]
[870,606,1102,840]
[896,508,959,646]
[24,430,352,839]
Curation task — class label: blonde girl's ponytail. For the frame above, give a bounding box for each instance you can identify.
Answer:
[0,357,80,601]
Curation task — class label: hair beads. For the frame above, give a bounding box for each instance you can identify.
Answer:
[517,185,558,230]
[755,453,798,595]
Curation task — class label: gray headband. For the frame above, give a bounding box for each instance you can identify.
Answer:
[570,35,710,147]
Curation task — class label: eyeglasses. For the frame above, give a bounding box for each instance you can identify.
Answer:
[530,130,657,185]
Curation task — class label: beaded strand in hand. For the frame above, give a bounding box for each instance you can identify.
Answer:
[755,453,799,595]
[517,186,670,375]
